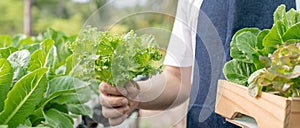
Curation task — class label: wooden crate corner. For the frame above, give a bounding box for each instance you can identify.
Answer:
[215,80,300,128]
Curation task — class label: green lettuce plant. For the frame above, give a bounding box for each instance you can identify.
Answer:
[71,27,163,87]
[0,29,92,128]
[224,5,300,97]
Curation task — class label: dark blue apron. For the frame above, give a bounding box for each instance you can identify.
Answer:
[187,0,296,127]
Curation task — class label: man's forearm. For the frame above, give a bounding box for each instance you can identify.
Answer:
[136,66,192,110]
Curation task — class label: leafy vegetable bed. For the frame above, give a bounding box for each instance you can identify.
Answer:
[0,29,92,128]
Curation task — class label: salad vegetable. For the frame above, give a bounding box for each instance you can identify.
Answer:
[71,27,163,86]
[224,5,300,97]
[0,29,92,128]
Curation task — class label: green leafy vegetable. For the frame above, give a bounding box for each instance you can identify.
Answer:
[230,28,260,63]
[0,47,17,59]
[224,4,300,98]
[47,76,88,96]
[0,29,93,127]
[44,109,73,128]
[223,59,256,86]
[0,35,12,48]
[0,125,8,128]
[67,104,92,117]
[0,68,47,127]
[282,23,300,43]
[248,43,300,97]
[28,39,57,71]
[263,21,285,53]
[72,27,163,86]
[0,59,13,112]
[7,50,31,84]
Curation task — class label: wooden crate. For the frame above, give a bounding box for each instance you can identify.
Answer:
[215,80,300,128]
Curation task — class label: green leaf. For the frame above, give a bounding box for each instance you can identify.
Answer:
[17,37,33,49]
[0,125,8,128]
[0,35,12,48]
[223,59,256,85]
[22,119,32,127]
[51,94,85,105]
[47,76,89,96]
[110,33,162,86]
[37,90,75,115]
[65,54,74,75]
[236,31,259,54]
[263,21,285,53]
[286,8,300,27]
[44,109,73,128]
[41,39,54,54]
[67,104,92,117]
[28,109,44,127]
[0,59,13,112]
[273,4,288,28]
[74,28,162,86]
[248,82,262,97]
[230,28,260,63]
[256,29,270,50]
[0,68,47,127]
[44,46,57,69]
[11,34,25,47]
[28,39,57,71]
[0,47,17,59]
[7,50,30,68]
[25,44,40,54]
[28,50,45,71]
[247,69,266,97]
[46,29,73,65]
[7,50,31,83]
[50,87,90,105]
[54,65,66,76]
[282,23,300,42]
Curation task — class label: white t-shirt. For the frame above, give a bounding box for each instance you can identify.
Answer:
[164,0,300,67]
[164,0,203,67]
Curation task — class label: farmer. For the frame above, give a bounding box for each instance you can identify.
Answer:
[99,0,296,127]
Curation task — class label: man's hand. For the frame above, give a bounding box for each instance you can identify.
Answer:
[99,81,139,126]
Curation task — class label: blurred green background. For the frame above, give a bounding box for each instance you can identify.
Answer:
[0,0,178,36]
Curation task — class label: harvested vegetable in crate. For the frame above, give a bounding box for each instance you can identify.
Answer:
[223,5,300,97]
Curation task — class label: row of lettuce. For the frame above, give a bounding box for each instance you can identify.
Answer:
[0,29,96,128]
[224,5,300,97]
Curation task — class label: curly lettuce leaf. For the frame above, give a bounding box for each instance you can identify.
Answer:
[71,27,163,87]
[248,43,300,97]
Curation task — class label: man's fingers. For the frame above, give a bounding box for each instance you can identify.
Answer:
[124,81,140,99]
[102,106,129,118]
[109,115,128,126]
[99,82,124,96]
[99,93,128,107]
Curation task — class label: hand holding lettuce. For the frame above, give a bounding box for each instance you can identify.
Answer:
[71,27,163,126]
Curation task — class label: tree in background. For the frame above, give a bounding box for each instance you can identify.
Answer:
[24,0,32,36]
